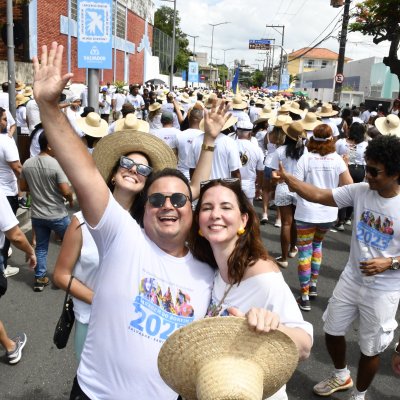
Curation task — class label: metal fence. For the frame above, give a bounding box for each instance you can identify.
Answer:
[153,28,178,75]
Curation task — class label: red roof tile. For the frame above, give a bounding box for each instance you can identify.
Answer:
[288,47,351,61]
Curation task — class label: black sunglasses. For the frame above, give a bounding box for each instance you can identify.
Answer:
[200,178,240,189]
[119,156,153,177]
[365,165,384,178]
[147,193,190,208]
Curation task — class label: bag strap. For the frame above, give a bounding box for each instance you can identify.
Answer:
[62,275,74,306]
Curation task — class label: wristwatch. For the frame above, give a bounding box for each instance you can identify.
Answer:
[394,342,400,354]
[202,144,215,152]
[390,257,400,270]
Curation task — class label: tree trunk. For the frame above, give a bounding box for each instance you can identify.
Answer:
[383,34,400,85]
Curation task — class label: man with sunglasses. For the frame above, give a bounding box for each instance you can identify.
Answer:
[278,134,400,400]
[32,43,240,400]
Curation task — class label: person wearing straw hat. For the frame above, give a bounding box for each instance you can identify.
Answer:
[277,134,400,400]
[188,178,313,399]
[299,112,322,139]
[15,94,30,135]
[374,114,400,137]
[147,101,163,130]
[230,94,251,124]
[15,81,25,94]
[114,112,150,134]
[270,121,307,268]
[76,112,108,154]
[34,42,257,399]
[316,103,340,138]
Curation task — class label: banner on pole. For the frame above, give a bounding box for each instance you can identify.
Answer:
[78,0,113,69]
[188,62,199,83]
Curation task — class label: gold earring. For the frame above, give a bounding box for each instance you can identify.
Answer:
[111,177,116,186]
[237,227,245,236]
[198,229,204,237]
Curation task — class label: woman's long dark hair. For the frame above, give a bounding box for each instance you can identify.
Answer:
[285,135,305,160]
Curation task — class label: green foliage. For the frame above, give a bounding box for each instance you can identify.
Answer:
[113,80,126,90]
[154,6,191,72]
[251,70,265,87]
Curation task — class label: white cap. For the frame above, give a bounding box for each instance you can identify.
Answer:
[236,120,253,130]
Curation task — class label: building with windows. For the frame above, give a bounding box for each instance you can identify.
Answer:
[0,0,154,84]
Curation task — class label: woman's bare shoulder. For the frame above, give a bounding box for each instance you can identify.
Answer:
[245,258,280,279]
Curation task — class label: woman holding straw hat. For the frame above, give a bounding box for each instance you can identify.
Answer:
[270,121,307,268]
[148,101,163,130]
[189,178,313,399]
[53,102,227,361]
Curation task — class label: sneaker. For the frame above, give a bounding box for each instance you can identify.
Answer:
[297,296,311,311]
[33,276,50,292]
[274,220,282,228]
[6,332,27,364]
[313,374,353,396]
[288,246,298,258]
[334,223,345,231]
[8,247,12,257]
[260,213,269,225]
[309,286,318,299]
[345,219,352,226]
[275,256,288,268]
[18,197,29,209]
[4,266,19,278]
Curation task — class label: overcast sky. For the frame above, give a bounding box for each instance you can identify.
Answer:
[153,0,392,70]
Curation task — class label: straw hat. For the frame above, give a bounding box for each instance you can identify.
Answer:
[15,81,25,91]
[180,92,190,103]
[92,130,176,183]
[277,104,291,114]
[269,114,292,127]
[254,106,274,125]
[316,103,338,117]
[76,112,108,138]
[299,112,323,131]
[23,86,33,97]
[158,317,298,400]
[283,121,307,141]
[374,114,400,136]
[16,94,29,107]
[232,95,248,110]
[115,113,150,133]
[157,93,167,102]
[148,102,161,112]
[204,93,218,109]
[199,115,238,132]
[288,102,304,116]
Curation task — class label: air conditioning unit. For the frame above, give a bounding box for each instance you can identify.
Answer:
[331,0,344,7]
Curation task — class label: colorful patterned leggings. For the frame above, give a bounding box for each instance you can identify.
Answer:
[296,220,332,296]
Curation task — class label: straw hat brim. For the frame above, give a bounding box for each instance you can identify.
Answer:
[16,97,29,107]
[232,101,248,110]
[199,115,238,132]
[92,130,177,183]
[76,117,108,138]
[375,116,400,136]
[269,116,293,127]
[149,103,161,112]
[254,113,274,125]
[316,110,339,117]
[300,120,323,131]
[115,118,150,133]
[158,317,298,400]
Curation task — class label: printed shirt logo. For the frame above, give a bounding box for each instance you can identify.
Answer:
[356,210,394,251]
[128,277,195,343]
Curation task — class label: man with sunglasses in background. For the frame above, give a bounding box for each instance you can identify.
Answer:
[278,134,400,400]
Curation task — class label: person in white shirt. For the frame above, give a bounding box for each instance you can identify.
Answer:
[98,88,112,123]
[278,134,400,400]
[150,111,180,156]
[0,82,9,110]
[111,89,126,121]
[15,94,29,135]
[26,99,41,133]
[126,84,145,119]
[316,104,340,139]
[64,95,83,123]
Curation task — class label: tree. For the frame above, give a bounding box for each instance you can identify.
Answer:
[154,6,191,73]
[349,0,400,83]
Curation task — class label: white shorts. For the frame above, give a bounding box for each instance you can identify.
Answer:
[275,183,296,207]
[323,274,400,356]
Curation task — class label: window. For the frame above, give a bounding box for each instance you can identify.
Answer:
[112,3,126,39]
[71,0,78,21]
[321,60,328,69]
[306,59,314,68]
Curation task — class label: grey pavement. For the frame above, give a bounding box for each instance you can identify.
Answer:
[0,203,399,399]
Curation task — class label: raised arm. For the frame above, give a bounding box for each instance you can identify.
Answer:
[277,161,337,207]
[189,100,231,200]
[32,42,108,227]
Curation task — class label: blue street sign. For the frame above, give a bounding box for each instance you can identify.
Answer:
[188,62,199,83]
[78,0,113,69]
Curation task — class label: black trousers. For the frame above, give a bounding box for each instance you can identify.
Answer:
[70,377,91,400]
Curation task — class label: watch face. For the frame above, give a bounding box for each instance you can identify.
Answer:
[392,259,400,270]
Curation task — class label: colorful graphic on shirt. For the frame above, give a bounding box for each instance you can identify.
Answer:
[356,210,394,250]
[205,297,233,317]
[240,151,249,166]
[129,277,195,342]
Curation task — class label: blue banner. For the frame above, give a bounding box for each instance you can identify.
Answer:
[77,0,113,69]
[232,67,240,94]
[188,62,199,83]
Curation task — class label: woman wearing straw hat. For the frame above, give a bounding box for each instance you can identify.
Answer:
[293,124,352,311]
[76,112,108,154]
[15,94,30,135]
[270,121,307,268]
[148,101,163,130]
[188,179,313,399]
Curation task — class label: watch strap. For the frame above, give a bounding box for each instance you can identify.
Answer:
[202,144,215,152]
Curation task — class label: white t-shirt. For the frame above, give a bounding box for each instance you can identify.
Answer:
[333,183,400,291]
[270,145,308,175]
[208,271,313,400]
[126,94,145,119]
[26,99,41,133]
[230,109,251,123]
[255,129,267,155]
[294,152,347,223]
[249,106,260,123]
[187,133,242,179]
[173,128,203,180]
[236,139,264,199]
[0,134,19,196]
[112,93,126,112]
[16,106,29,134]
[320,118,340,137]
[335,139,367,166]
[0,189,18,249]
[150,127,179,150]
[72,212,100,324]
[148,113,163,130]
[0,92,9,110]
[98,94,112,115]
[77,195,214,400]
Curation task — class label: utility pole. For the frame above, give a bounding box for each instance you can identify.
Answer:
[333,0,351,103]
[265,25,285,90]
[6,0,16,124]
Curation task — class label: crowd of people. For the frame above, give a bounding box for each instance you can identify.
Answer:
[1,41,400,400]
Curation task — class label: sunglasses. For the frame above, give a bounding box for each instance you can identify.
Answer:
[200,178,240,188]
[365,165,384,178]
[119,156,153,177]
[147,192,190,208]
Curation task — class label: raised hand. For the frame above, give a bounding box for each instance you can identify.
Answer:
[33,42,73,105]
[203,99,232,141]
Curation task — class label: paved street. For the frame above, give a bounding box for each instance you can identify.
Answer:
[1,204,399,399]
